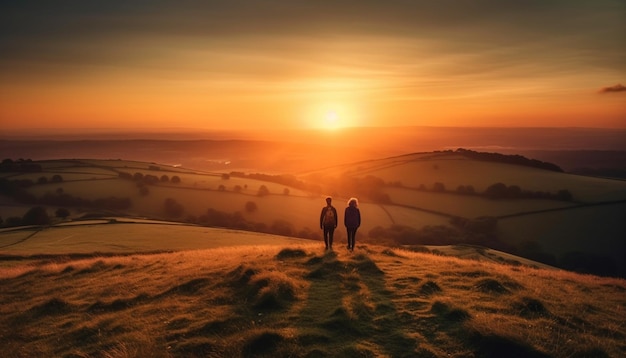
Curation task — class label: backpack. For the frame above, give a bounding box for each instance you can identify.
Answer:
[323,208,335,226]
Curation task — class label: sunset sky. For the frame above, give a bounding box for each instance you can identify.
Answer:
[1,0,625,132]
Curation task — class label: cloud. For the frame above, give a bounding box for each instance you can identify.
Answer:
[599,84,626,94]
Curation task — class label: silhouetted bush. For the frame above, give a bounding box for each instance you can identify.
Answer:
[37,176,48,185]
[245,201,258,213]
[55,208,70,219]
[485,183,508,199]
[257,185,270,196]
[164,198,184,218]
[171,176,181,184]
[51,175,63,183]
[270,220,294,237]
[160,175,169,182]
[432,182,446,192]
[455,148,563,172]
[22,206,50,225]
[556,189,573,201]
[5,217,22,227]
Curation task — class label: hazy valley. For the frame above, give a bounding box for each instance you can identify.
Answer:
[1,127,625,357]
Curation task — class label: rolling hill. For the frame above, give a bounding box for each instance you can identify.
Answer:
[0,239,624,357]
[1,150,625,357]
[1,150,624,277]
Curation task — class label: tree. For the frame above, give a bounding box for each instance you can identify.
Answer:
[485,183,508,199]
[133,172,144,181]
[432,182,446,192]
[218,184,226,191]
[55,208,70,219]
[37,176,48,185]
[556,189,573,201]
[171,176,181,184]
[160,175,169,182]
[245,201,258,213]
[22,206,50,225]
[507,185,522,198]
[283,188,290,195]
[51,174,63,183]
[164,198,184,218]
[257,185,270,196]
[234,185,242,193]
[221,173,230,180]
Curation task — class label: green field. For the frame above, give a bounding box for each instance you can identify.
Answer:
[1,153,625,277]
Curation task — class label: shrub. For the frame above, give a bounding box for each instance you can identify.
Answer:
[245,201,258,213]
[257,185,270,196]
[485,182,507,199]
[164,198,184,218]
[55,208,70,219]
[51,174,63,183]
[171,176,181,184]
[22,206,50,225]
[270,220,294,237]
[432,182,446,192]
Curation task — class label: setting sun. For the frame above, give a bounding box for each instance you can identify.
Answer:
[324,111,339,129]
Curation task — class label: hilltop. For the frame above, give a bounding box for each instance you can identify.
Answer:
[1,241,624,357]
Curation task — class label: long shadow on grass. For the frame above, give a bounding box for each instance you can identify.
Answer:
[296,250,418,357]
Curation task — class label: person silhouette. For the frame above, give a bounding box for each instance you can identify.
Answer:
[319,196,338,250]
[344,197,361,251]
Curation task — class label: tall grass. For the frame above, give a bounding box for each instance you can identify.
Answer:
[1,243,624,357]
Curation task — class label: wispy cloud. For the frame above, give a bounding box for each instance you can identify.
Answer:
[599,84,626,94]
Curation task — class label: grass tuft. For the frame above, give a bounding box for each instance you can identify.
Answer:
[276,248,308,260]
[419,280,442,295]
[242,330,284,357]
[29,297,72,317]
[352,255,384,275]
[474,278,510,294]
[166,278,211,295]
[513,296,550,318]
[469,331,551,358]
[431,301,471,322]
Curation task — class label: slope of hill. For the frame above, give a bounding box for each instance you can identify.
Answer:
[1,241,624,357]
[1,152,624,277]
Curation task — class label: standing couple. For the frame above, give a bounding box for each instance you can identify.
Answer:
[319,196,361,251]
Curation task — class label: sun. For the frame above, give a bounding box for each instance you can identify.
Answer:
[324,111,339,128]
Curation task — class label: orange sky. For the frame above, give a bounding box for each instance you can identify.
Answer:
[1,1,625,132]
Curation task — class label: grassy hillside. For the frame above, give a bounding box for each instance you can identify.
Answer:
[1,153,625,277]
[1,241,624,357]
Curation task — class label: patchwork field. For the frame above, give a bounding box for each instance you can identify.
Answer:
[1,152,625,278]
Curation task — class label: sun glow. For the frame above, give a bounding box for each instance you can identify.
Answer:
[303,101,362,130]
[324,110,339,129]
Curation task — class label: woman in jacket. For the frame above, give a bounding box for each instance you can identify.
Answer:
[344,197,361,251]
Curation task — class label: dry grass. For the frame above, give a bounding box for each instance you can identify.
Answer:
[1,243,624,357]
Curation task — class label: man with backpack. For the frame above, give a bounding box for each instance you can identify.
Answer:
[320,196,338,250]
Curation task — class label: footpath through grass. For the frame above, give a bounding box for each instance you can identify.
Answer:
[0,243,624,357]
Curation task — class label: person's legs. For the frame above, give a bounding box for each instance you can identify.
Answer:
[347,227,356,251]
[346,228,352,249]
[351,227,358,250]
[328,227,334,249]
[323,227,331,249]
